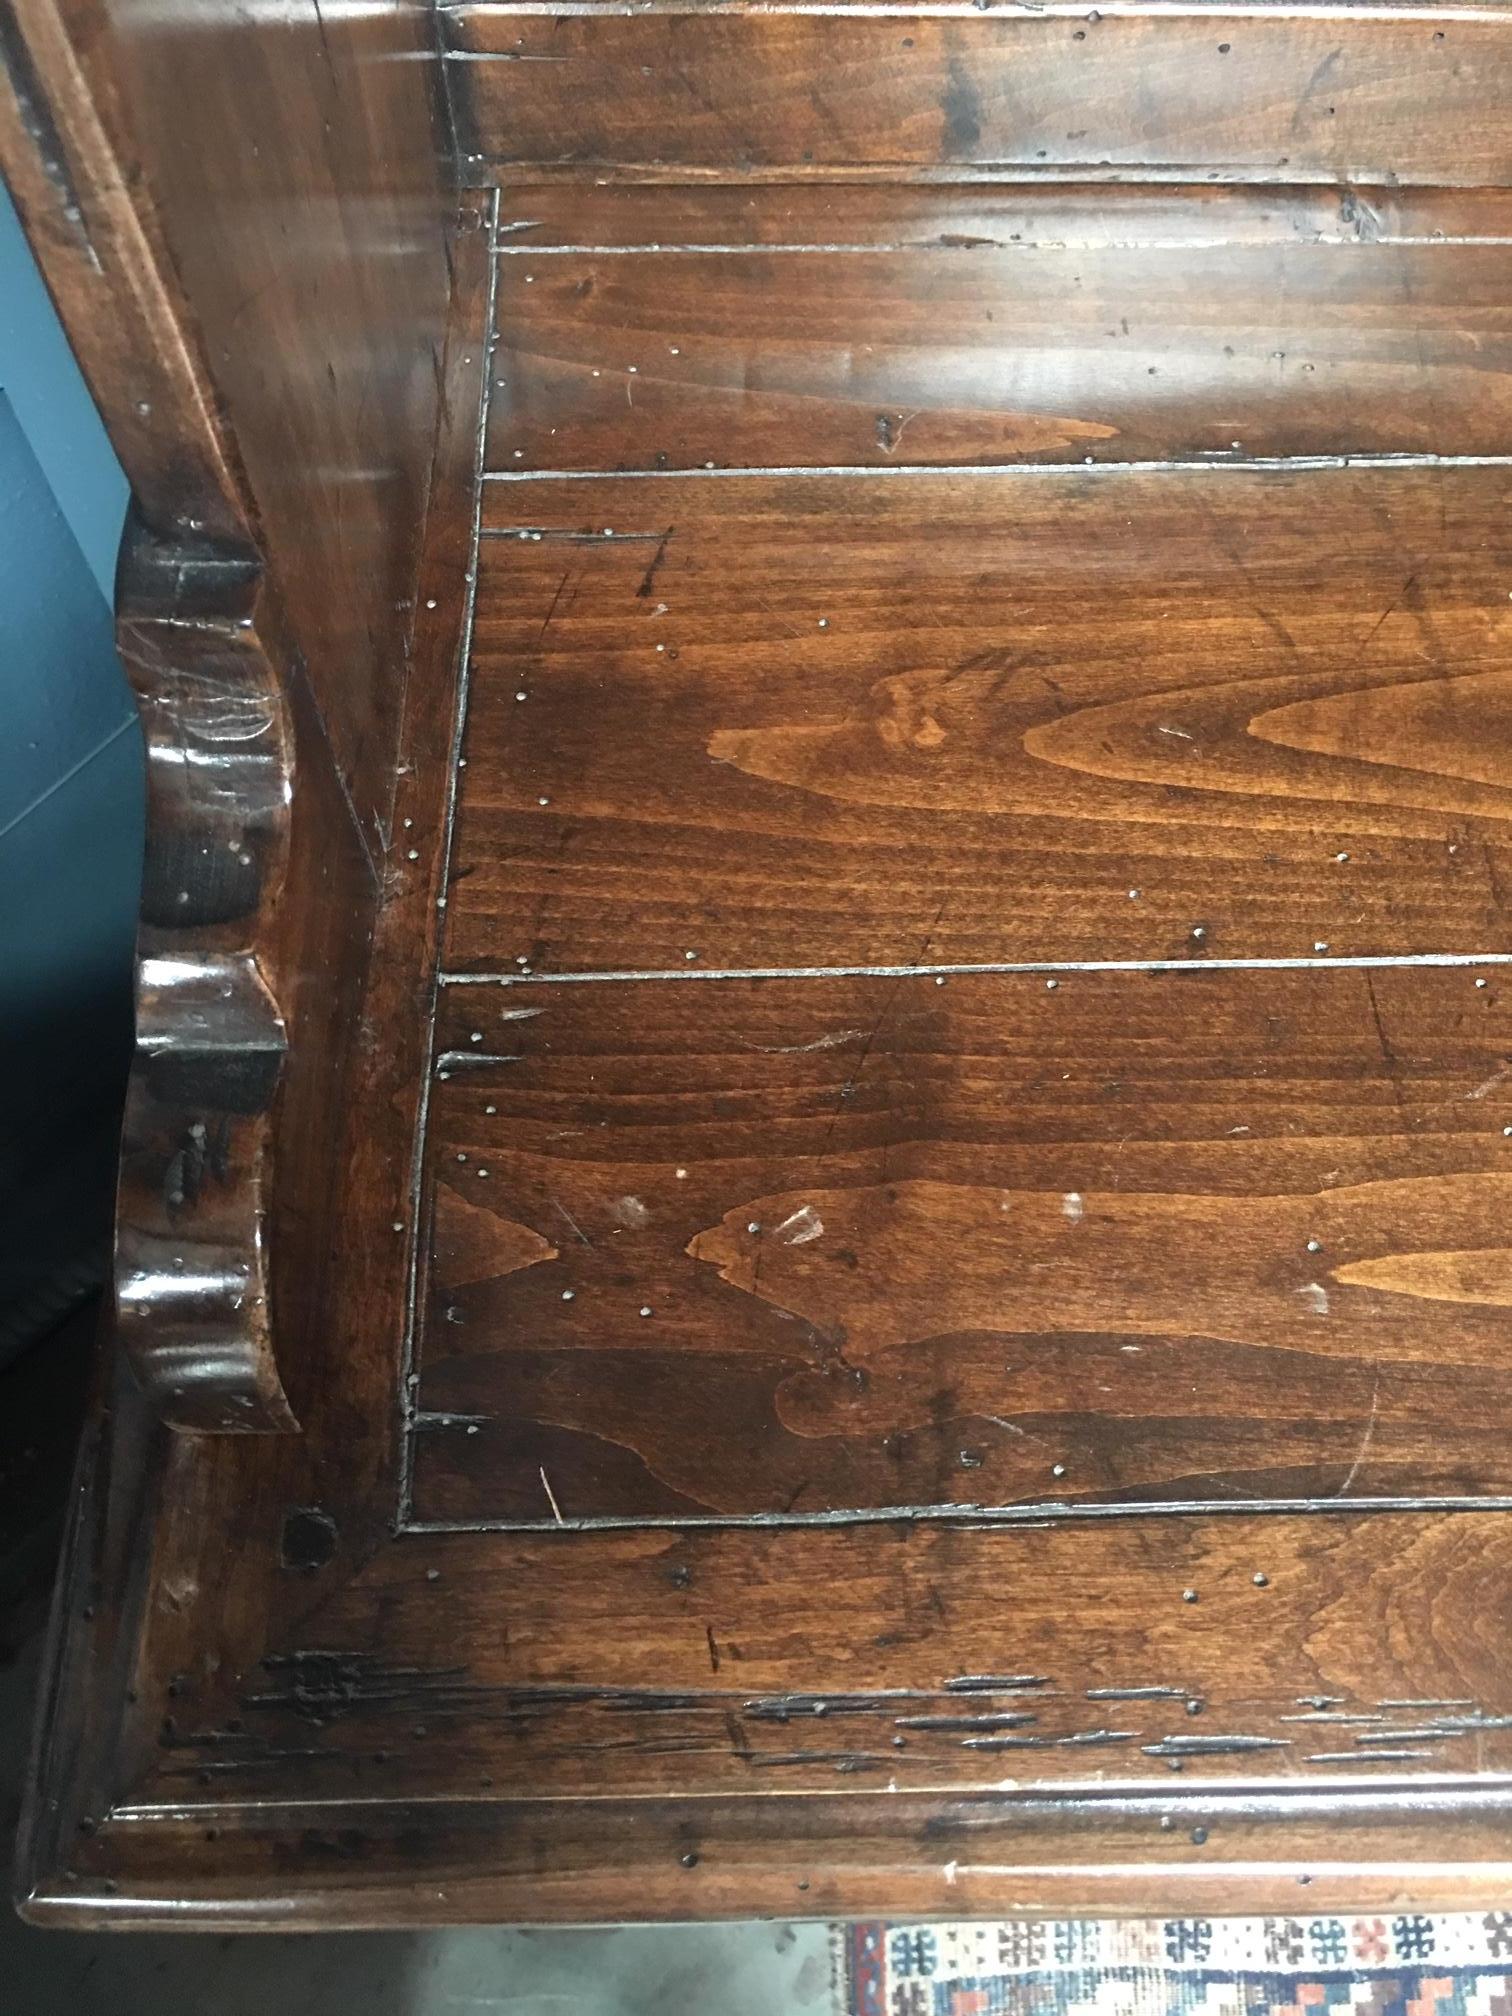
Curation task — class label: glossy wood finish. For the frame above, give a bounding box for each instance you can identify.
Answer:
[17,0,1512,1935]
[490,185,1512,470]
[454,464,1512,974]
[414,964,1512,1523]
[494,180,1512,251]
[113,517,294,1427]
[445,6,1512,184]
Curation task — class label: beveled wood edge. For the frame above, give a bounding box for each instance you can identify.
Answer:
[13,1351,167,1930]
[21,1783,1512,1929]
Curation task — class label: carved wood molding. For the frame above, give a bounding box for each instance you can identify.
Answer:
[110,510,298,1429]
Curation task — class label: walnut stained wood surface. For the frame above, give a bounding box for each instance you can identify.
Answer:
[445,8,1512,184]
[454,464,1512,973]
[489,186,1512,470]
[17,0,1512,1934]
[416,966,1512,1523]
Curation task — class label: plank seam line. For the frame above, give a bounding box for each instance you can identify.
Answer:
[398,1494,1512,1536]
[439,953,1512,986]
[482,452,1512,482]
[442,4,1512,24]
[492,238,1512,251]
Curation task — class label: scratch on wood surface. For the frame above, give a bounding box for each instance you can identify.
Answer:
[550,1197,593,1246]
[539,1466,566,1525]
[985,1416,1056,1452]
[635,526,675,599]
[894,1712,1038,1732]
[876,409,921,456]
[737,1027,868,1055]
[945,1674,1050,1693]
[1332,1373,1380,1498]
[1088,1686,1191,1701]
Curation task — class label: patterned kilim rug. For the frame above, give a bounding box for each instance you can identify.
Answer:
[836,1912,1512,2016]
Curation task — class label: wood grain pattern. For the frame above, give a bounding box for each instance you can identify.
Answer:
[494,180,1512,252]
[489,190,1512,470]
[455,465,1512,974]
[414,965,1512,1522]
[46,0,452,856]
[31,1505,1512,1921]
[447,9,1512,186]
[22,0,1512,1925]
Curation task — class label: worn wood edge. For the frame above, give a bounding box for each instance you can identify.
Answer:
[467,162,1512,189]
[21,1784,1512,1928]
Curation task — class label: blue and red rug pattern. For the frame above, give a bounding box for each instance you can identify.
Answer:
[841,1913,1512,2016]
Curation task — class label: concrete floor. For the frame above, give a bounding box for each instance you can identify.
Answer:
[0,1645,837,2016]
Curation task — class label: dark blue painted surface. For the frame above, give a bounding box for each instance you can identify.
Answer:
[0,394,141,1074]
[0,396,134,830]
[0,181,129,599]
[0,178,141,1356]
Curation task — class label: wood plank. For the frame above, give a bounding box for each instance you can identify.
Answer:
[495,181,1512,251]
[415,963,1512,1523]
[447,9,1512,185]
[456,465,1512,975]
[490,231,1512,472]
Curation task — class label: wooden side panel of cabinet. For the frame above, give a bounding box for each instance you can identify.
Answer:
[0,0,454,1425]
